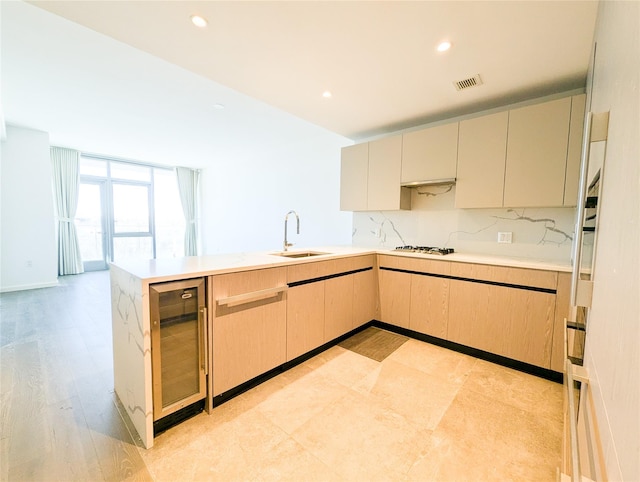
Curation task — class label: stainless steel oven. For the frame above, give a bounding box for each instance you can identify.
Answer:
[150,278,207,422]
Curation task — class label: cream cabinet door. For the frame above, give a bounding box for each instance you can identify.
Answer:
[368,135,410,211]
[503,97,572,207]
[455,111,508,208]
[401,123,458,184]
[563,94,586,206]
[340,142,368,211]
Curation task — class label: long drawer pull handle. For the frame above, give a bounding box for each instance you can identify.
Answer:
[216,286,287,307]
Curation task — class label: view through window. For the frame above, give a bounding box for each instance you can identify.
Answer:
[75,156,185,270]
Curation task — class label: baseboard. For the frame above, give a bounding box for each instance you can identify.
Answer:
[0,280,59,293]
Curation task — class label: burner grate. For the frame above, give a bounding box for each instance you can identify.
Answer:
[394,246,454,255]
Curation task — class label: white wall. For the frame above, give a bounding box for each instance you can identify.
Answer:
[200,130,353,254]
[583,1,639,480]
[0,125,58,291]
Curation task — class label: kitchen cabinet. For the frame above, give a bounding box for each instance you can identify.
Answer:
[455,111,508,208]
[211,267,287,396]
[447,263,558,368]
[401,123,458,184]
[353,268,378,328]
[564,93,587,206]
[286,282,325,361]
[340,136,410,212]
[503,97,572,207]
[455,94,585,209]
[340,142,368,211]
[324,275,354,341]
[286,255,377,361]
[378,268,411,329]
[378,255,450,337]
[367,135,410,211]
[409,270,449,339]
[550,272,572,372]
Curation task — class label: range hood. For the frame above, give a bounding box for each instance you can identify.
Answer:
[400,177,456,188]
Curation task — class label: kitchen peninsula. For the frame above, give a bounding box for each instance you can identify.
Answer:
[110,247,572,448]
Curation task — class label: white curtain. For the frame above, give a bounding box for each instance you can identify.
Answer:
[51,147,84,275]
[176,167,200,256]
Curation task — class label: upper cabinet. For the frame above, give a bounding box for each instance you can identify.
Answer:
[368,135,410,211]
[503,97,572,207]
[341,135,410,211]
[401,123,458,184]
[456,111,508,209]
[340,143,369,211]
[341,93,586,211]
[564,94,587,207]
[456,94,586,209]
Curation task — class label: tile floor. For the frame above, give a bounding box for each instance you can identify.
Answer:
[143,329,563,481]
[1,271,563,481]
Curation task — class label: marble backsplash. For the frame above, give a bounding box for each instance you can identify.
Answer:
[352,185,577,263]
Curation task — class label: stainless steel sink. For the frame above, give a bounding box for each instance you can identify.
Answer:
[270,251,329,258]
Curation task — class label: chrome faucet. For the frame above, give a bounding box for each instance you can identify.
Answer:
[283,210,300,251]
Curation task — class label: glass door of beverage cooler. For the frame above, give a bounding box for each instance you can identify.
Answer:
[150,278,207,421]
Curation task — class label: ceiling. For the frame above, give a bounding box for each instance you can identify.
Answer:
[2,1,598,166]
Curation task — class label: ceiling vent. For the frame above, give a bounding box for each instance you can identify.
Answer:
[453,74,483,91]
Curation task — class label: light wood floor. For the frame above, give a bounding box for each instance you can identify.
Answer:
[1,271,151,481]
[1,271,563,481]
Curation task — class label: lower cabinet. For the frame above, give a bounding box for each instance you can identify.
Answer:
[286,255,377,362]
[409,275,449,339]
[353,268,378,328]
[551,272,572,372]
[209,255,567,400]
[324,275,354,341]
[447,280,556,368]
[286,282,325,361]
[378,268,411,328]
[378,255,566,371]
[211,268,287,396]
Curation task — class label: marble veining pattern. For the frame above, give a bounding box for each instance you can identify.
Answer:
[352,187,576,262]
[492,209,574,245]
[416,184,454,198]
[110,264,154,448]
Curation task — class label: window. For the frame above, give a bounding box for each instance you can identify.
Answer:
[76,155,185,269]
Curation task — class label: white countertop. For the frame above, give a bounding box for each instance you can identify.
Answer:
[111,245,572,284]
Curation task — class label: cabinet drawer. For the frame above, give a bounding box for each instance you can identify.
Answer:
[212,267,287,298]
[448,280,555,368]
[287,255,374,284]
[449,263,557,290]
[378,254,450,276]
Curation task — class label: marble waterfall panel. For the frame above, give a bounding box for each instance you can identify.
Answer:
[352,186,576,262]
[110,264,154,448]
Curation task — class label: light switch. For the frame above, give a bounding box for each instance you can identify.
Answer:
[497,232,513,244]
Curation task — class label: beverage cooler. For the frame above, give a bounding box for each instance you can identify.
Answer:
[150,278,207,431]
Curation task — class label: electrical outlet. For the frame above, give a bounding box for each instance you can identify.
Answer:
[497,232,513,244]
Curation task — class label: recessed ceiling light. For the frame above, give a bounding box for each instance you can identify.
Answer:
[436,41,452,52]
[190,15,208,28]
[322,91,332,99]
[213,103,225,110]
